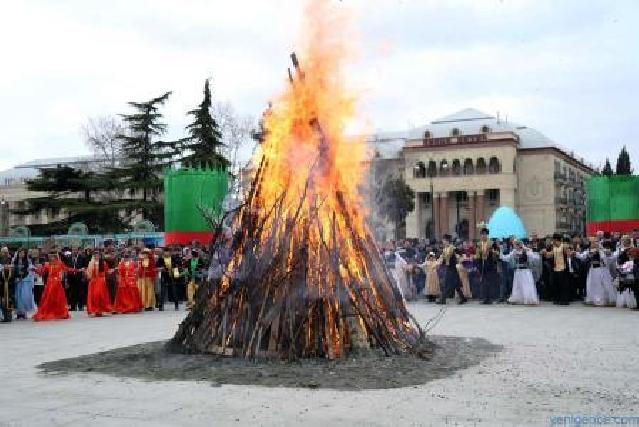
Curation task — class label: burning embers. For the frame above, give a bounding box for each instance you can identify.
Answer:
[171,0,423,359]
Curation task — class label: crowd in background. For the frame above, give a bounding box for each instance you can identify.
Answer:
[384,228,639,310]
[2,228,639,324]
[0,238,231,323]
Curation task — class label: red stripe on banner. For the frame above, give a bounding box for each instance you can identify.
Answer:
[164,231,215,246]
[586,219,639,236]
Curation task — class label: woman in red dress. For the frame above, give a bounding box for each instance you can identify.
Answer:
[86,253,113,317]
[114,250,143,314]
[33,252,71,321]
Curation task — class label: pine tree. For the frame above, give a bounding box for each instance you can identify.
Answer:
[110,92,178,226]
[180,79,229,168]
[602,158,613,177]
[615,146,633,175]
[13,165,126,234]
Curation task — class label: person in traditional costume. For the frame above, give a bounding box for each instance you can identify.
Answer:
[1,248,13,322]
[137,248,156,311]
[393,250,417,301]
[86,252,113,317]
[186,250,206,310]
[103,244,119,305]
[476,228,499,304]
[616,257,637,309]
[13,248,35,319]
[579,244,617,306]
[457,252,473,300]
[614,242,638,309]
[114,249,143,314]
[542,233,571,305]
[626,247,639,310]
[31,249,45,306]
[437,234,467,305]
[526,238,543,287]
[62,246,88,311]
[33,251,71,321]
[156,247,181,311]
[563,238,583,302]
[501,240,539,305]
[498,237,515,303]
[418,252,441,302]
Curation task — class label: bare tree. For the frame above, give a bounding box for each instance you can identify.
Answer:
[82,116,125,167]
[212,101,256,194]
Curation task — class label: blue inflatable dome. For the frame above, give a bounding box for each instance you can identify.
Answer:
[487,206,527,239]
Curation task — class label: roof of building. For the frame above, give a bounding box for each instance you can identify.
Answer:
[406,108,594,168]
[430,108,494,124]
[14,154,100,169]
[0,154,110,186]
[0,166,38,183]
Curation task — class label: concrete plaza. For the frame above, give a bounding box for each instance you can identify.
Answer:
[1,302,638,426]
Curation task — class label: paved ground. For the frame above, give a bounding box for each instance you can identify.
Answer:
[1,302,638,426]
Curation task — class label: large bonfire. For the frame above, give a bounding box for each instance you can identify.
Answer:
[171,0,423,359]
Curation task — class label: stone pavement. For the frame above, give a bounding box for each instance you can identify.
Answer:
[1,302,638,426]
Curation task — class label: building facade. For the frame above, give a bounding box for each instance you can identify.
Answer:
[367,109,594,240]
[0,155,112,235]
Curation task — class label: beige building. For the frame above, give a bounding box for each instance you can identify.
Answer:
[367,108,595,240]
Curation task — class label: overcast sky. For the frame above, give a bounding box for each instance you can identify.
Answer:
[1,0,638,172]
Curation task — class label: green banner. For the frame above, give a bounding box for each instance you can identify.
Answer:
[164,167,229,233]
[587,176,639,222]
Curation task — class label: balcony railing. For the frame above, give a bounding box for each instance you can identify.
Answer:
[554,172,567,181]
[555,196,568,205]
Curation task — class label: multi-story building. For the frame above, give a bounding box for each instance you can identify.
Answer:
[0,155,110,235]
[366,108,595,240]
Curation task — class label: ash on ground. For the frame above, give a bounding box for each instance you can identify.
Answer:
[39,335,501,390]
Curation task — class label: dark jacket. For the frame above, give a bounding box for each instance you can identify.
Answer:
[156,255,182,282]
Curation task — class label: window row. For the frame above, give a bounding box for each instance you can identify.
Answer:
[413,157,502,178]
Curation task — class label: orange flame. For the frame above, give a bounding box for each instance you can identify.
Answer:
[209,0,419,359]
[254,0,367,239]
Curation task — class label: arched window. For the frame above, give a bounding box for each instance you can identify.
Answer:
[488,156,501,174]
[481,125,490,133]
[451,128,460,136]
[463,158,474,175]
[452,159,462,176]
[439,159,450,176]
[487,189,499,205]
[413,161,426,178]
[427,160,437,177]
[476,158,487,174]
[423,130,431,139]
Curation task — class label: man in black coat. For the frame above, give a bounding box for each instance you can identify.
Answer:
[476,228,499,304]
[437,234,467,305]
[63,246,88,311]
[156,247,181,311]
[565,242,583,301]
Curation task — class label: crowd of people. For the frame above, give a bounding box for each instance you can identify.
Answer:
[0,240,222,323]
[2,228,638,324]
[385,228,639,310]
